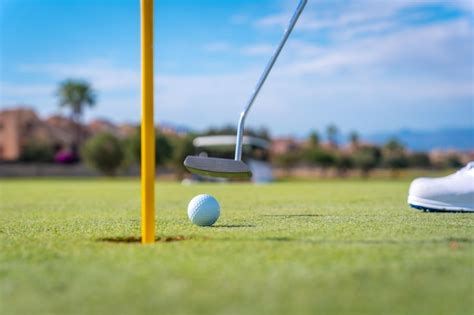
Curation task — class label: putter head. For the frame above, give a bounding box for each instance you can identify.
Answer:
[184,156,252,179]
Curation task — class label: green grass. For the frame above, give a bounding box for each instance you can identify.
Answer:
[1,179,472,315]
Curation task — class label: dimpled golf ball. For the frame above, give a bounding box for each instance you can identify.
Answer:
[187,194,220,226]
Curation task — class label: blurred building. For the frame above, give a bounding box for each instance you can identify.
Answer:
[0,107,77,160]
[429,149,474,166]
[86,119,138,138]
[159,122,191,137]
[271,137,302,155]
[0,107,140,161]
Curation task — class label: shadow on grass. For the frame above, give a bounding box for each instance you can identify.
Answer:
[212,224,256,228]
[260,237,474,245]
[97,235,189,243]
[205,236,473,246]
[261,214,322,218]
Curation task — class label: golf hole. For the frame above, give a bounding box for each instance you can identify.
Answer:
[98,235,189,243]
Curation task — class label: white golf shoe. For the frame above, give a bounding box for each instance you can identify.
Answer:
[408,162,474,212]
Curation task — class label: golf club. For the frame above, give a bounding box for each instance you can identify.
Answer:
[184,0,307,179]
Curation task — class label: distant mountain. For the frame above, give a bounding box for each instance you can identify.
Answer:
[365,127,474,151]
[152,121,474,151]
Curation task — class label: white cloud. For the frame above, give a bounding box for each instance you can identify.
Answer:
[273,19,473,78]
[240,44,275,56]
[255,0,473,41]
[230,14,250,25]
[152,65,473,134]
[202,42,233,53]
[2,61,141,121]
[154,13,473,134]
[1,82,54,98]
[18,60,139,91]
[2,0,473,134]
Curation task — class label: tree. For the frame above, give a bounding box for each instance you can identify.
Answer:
[81,133,124,176]
[203,125,271,140]
[272,151,301,170]
[444,154,463,168]
[335,153,354,176]
[123,128,173,166]
[170,135,196,180]
[382,138,408,177]
[255,126,271,141]
[301,148,335,177]
[302,148,336,177]
[57,80,96,154]
[383,153,409,177]
[383,138,405,152]
[303,148,335,168]
[353,146,381,177]
[204,125,236,136]
[349,131,359,148]
[272,151,301,177]
[155,133,173,166]
[408,152,431,168]
[122,129,141,168]
[19,141,54,163]
[326,124,339,147]
[308,130,320,148]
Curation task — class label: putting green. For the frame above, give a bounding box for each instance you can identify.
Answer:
[1,179,472,315]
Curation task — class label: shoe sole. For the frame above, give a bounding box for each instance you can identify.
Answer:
[408,195,474,213]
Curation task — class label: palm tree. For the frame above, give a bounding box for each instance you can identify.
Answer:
[308,130,320,148]
[384,138,405,153]
[57,80,96,153]
[326,124,339,147]
[349,131,359,148]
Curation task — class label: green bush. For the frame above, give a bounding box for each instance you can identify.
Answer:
[272,151,302,169]
[383,138,405,152]
[170,135,195,179]
[121,131,140,168]
[19,141,54,163]
[352,146,381,177]
[382,153,409,178]
[335,154,354,171]
[123,129,173,166]
[156,133,173,165]
[408,152,431,168]
[383,153,409,169]
[81,133,124,176]
[443,154,463,168]
[303,148,335,168]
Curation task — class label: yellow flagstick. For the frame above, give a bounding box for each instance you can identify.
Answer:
[140,0,155,244]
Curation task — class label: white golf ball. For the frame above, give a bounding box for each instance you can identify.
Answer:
[187,194,220,226]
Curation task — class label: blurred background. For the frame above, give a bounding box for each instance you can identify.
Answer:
[1,0,473,180]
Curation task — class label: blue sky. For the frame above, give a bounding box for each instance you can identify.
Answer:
[1,0,473,136]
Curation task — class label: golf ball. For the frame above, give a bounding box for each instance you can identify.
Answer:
[187,194,220,226]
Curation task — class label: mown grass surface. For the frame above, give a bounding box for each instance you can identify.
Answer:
[1,179,472,315]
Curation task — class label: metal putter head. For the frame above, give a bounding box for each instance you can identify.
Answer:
[184,156,252,179]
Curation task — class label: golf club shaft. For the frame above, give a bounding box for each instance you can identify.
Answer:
[234,0,307,161]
